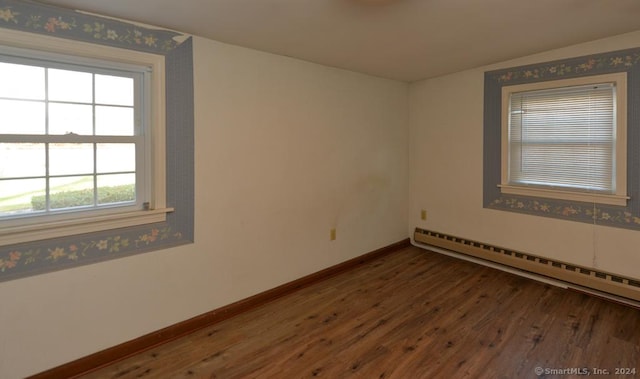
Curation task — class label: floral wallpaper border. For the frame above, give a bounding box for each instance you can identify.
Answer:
[490,48,640,84]
[484,46,640,230]
[0,227,183,276]
[489,195,640,230]
[0,1,194,282]
[0,0,181,53]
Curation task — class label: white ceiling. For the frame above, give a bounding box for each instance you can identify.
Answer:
[41,0,640,82]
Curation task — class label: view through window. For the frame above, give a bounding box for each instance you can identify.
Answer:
[0,53,148,222]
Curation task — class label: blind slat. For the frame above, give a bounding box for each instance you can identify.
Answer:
[508,82,616,193]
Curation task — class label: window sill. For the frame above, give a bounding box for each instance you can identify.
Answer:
[498,185,628,207]
[0,208,174,246]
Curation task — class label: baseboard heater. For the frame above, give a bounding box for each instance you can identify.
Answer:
[414,227,640,303]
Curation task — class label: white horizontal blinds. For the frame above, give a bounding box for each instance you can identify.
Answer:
[508,83,616,193]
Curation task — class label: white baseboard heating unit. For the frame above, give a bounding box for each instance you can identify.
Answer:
[414,227,640,304]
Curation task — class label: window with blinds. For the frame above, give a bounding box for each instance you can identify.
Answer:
[499,73,628,206]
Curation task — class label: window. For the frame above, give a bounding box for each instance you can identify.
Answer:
[0,3,193,282]
[0,33,169,246]
[499,73,628,206]
[484,48,640,229]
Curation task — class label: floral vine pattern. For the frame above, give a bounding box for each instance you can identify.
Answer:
[0,227,183,275]
[492,49,640,84]
[0,0,181,53]
[489,196,640,228]
[485,46,640,230]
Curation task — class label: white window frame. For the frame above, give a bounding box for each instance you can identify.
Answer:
[499,73,628,206]
[0,29,171,246]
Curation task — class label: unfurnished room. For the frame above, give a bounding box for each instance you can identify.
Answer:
[1,0,640,378]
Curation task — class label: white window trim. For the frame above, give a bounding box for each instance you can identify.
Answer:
[0,29,171,246]
[500,72,628,206]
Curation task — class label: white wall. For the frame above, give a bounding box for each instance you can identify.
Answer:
[0,36,409,378]
[409,31,640,280]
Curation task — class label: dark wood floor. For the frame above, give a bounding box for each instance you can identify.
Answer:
[80,246,640,378]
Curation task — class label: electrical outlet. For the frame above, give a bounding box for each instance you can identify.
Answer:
[421,209,427,220]
[330,228,336,241]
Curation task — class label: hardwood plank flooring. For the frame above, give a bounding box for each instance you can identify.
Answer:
[79,246,640,378]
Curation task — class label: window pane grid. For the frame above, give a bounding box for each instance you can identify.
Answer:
[0,55,142,219]
[0,141,137,216]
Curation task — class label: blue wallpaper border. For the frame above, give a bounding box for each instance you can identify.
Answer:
[483,47,640,230]
[0,1,194,281]
[0,0,181,53]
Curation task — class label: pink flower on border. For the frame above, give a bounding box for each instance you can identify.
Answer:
[44,17,59,32]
